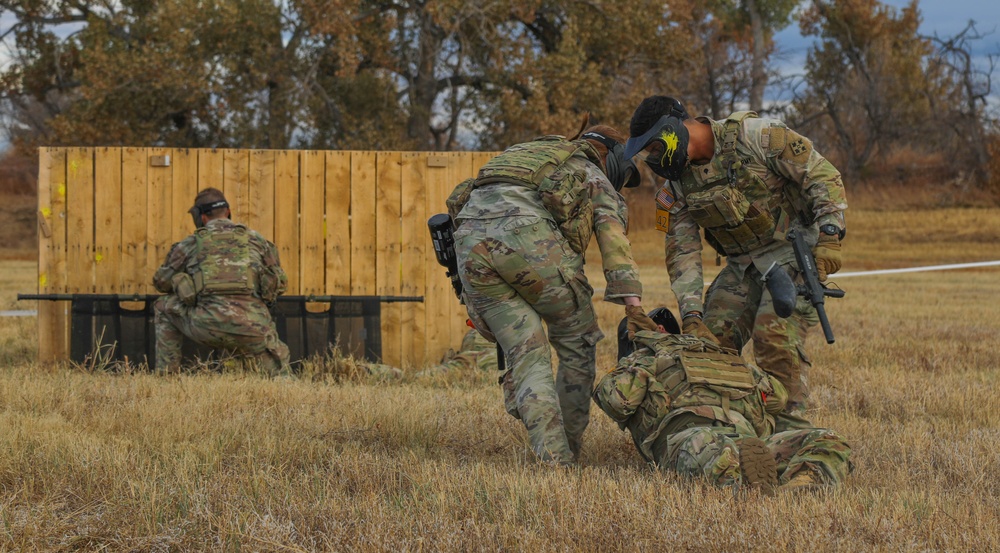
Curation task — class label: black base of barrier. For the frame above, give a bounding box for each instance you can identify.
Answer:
[19,294,422,370]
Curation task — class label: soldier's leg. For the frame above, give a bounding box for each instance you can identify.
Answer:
[753,266,819,431]
[704,266,760,352]
[457,220,574,464]
[505,220,601,459]
[537,273,603,460]
[660,426,743,488]
[153,296,186,374]
[767,428,853,487]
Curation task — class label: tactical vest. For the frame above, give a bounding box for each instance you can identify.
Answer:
[192,224,257,296]
[678,112,799,256]
[446,136,604,254]
[597,332,776,441]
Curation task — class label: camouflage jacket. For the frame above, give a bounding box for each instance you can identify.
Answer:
[593,331,787,463]
[458,155,642,300]
[153,218,286,303]
[660,114,848,316]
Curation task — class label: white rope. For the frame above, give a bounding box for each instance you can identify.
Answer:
[834,260,1000,278]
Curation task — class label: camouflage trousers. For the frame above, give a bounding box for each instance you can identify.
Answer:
[455,216,604,464]
[704,261,819,431]
[154,294,291,376]
[654,424,852,489]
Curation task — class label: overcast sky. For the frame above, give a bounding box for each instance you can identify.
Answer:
[773,0,1000,80]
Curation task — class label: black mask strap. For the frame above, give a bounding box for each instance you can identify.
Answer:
[189,200,229,229]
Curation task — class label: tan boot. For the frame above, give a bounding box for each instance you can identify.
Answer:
[738,437,778,496]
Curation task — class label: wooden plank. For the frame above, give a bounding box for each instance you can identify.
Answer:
[350,151,377,296]
[147,147,173,286]
[324,151,351,295]
[120,148,148,296]
[423,153,452,362]
[66,148,95,294]
[171,149,198,243]
[94,148,122,294]
[248,150,276,242]
[199,149,224,196]
[299,150,325,298]
[224,149,250,221]
[399,152,427,366]
[37,148,69,361]
[274,151,300,294]
[449,152,476,350]
[376,151,402,366]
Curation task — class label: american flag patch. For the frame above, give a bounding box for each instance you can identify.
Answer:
[656,187,675,210]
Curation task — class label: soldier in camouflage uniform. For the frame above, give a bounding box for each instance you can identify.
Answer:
[449,125,659,465]
[152,188,290,376]
[623,96,848,431]
[594,329,852,493]
[417,328,498,376]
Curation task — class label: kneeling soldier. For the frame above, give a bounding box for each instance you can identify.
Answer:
[152,188,290,375]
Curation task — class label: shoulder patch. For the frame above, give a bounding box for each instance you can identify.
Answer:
[766,126,786,155]
[780,129,812,164]
[656,186,675,211]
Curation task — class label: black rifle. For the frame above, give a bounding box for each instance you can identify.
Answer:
[787,229,846,344]
[427,213,463,299]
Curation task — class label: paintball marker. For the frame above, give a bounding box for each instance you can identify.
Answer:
[786,229,846,344]
[428,213,463,299]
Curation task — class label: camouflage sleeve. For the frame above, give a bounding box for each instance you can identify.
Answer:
[583,161,643,302]
[252,232,288,297]
[663,182,706,317]
[592,365,650,426]
[152,238,195,293]
[762,120,848,229]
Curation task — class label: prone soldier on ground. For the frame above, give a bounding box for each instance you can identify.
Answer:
[594,311,853,494]
[152,188,291,376]
[624,96,849,431]
[447,122,659,466]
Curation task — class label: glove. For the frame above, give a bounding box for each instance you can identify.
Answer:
[682,313,720,345]
[813,233,842,282]
[625,305,659,340]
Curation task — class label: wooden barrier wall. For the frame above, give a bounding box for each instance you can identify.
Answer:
[36,147,500,367]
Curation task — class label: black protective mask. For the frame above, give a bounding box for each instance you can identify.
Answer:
[623,115,690,180]
[580,132,640,191]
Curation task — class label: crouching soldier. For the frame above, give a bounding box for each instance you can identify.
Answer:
[152,188,291,376]
[594,323,852,493]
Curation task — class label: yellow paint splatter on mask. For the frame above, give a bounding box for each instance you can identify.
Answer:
[659,131,679,166]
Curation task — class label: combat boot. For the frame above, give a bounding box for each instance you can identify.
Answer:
[737,437,778,496]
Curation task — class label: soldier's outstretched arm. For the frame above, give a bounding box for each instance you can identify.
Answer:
[664,202,706,318]
[589,165,642,303]
[152,240,192,293]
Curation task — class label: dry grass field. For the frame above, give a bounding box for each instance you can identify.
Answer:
[2,206,1000,551]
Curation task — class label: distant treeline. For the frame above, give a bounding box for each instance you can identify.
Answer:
[0,0,996,190]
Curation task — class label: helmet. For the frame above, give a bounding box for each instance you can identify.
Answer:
[616,306,681,360]
[623,115,690,180]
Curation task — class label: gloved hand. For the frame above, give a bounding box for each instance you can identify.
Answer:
[813,233,842,282]
[682,313,720,345]
[625,304,659,340]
